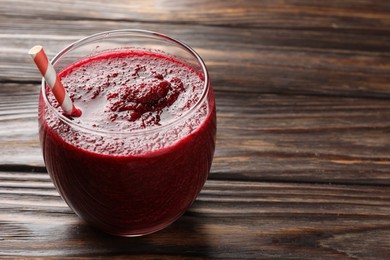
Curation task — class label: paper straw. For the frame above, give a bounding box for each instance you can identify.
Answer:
[28,45,81,117]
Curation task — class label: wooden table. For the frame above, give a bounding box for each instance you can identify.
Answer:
[1,1,390,259]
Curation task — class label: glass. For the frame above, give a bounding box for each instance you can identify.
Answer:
[38,29,216,236]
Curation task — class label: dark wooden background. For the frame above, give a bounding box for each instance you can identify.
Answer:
[1,0,390,259]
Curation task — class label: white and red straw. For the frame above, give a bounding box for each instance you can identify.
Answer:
[28,45,81,117]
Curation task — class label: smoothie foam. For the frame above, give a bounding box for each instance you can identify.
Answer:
[45,51,209,156]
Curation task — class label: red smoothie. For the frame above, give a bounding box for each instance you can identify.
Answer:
[39,50,216,236]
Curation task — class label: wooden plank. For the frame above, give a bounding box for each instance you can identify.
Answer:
[214,92,390,185]
[2,0,390,31]
[1,85,389,184]
[0,85,41,166]
[1,18,390,97]
[1,0,389,259]
[0,175,389,258]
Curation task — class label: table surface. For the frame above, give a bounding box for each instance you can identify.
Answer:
[1,1,390,259]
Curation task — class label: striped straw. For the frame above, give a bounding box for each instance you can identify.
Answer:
[28,45,82,117]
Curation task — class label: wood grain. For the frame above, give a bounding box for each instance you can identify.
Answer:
[1,18,390,97]
[1,85,389,184]
[2,0,390,31]
[1,173,389,258]
[1,0,390,258]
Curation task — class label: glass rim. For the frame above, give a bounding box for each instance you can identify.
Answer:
[41,29,210,136]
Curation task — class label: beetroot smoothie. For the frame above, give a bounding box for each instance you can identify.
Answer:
[38,32,216,236]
